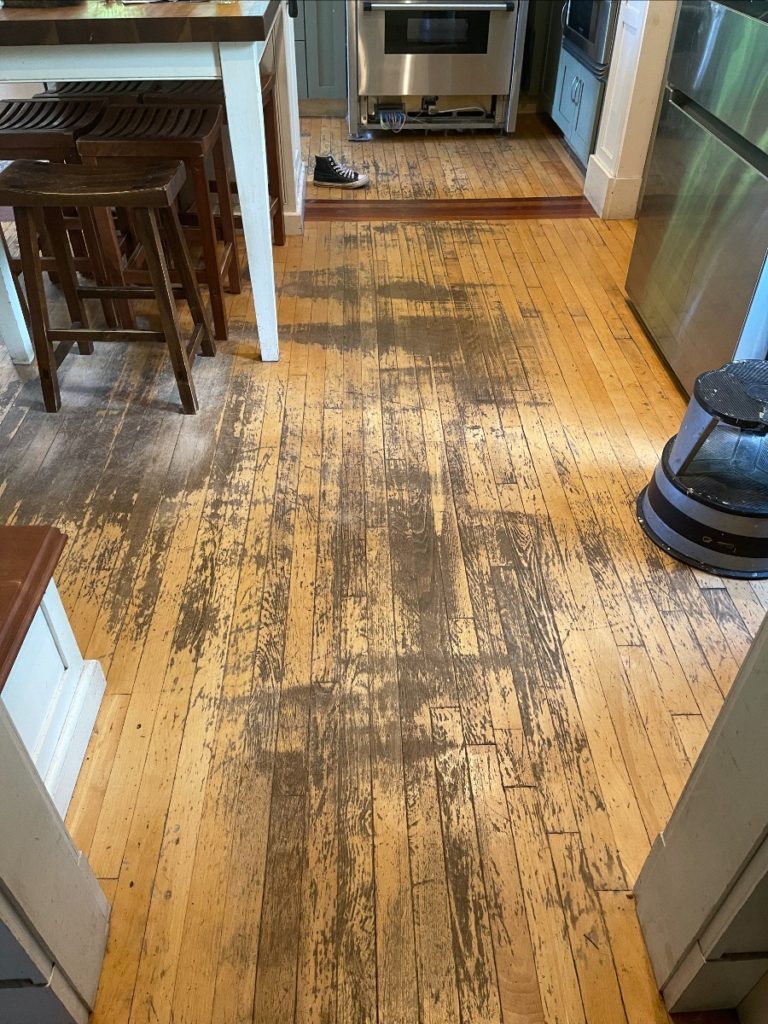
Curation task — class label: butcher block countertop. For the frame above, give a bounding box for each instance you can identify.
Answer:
[0,0,281,45]
[0,525,66,693]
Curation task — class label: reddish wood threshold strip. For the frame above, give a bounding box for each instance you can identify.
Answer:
[3,197,593,225]
[304,195,594,222]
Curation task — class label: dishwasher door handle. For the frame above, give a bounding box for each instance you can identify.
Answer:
[363,2,516,10]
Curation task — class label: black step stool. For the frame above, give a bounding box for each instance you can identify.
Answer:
[637,360,768,579]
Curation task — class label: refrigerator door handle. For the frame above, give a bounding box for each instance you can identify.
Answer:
[670,90,768,178]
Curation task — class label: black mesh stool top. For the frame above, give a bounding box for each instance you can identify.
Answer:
[694,360,768,432]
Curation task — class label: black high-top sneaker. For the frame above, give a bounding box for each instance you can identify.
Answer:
[313,154,369,189]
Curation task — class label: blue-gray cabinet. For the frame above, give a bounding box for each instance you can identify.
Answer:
[551,47,604,167]
[293,2,308,100]
[293,1,347,101]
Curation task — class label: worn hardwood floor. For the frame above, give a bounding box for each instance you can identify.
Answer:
[302,113,584,200]
[1,216,764,1024]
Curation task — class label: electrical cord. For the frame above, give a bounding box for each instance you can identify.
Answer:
[378,105,488,131]
[379,109,407,133]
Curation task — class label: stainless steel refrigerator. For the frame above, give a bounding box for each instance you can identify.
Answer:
[626,0,768,394]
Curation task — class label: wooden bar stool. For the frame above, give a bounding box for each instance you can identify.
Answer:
[143,75,286,245]
[0,97,113,309]
[77,104,241,341]
[0,159,215,415]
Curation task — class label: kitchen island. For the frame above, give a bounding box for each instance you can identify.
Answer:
[0,0,304,365]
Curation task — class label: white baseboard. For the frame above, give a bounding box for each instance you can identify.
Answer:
[44,661,106,817]
[284,156,306,236]
[584,154,642,220]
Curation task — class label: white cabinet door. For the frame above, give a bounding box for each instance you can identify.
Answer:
[0,701,109,1023]
[635,618,768,1012]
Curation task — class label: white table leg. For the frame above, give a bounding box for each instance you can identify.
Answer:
[0,229,35,365]
[220,40,280,362]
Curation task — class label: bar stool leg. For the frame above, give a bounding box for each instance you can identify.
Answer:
[159,205,216,357]
[42,206,93,354]
[132,207,198,414]
[79,207,120,328]
[15,207,60,412]
[91,206,135,330]
[79,156,135,329]
[189,158,228,342]
[263,87,285,247]
[212,137,242,295]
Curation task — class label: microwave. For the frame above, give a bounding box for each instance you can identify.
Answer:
[562,0,619,77]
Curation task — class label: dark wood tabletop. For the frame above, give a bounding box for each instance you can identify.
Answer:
[0,0,281,46]
[0,525,66,693]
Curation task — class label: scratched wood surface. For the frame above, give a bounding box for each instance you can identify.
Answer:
[302,113,584,201]
[0,215,763,1024]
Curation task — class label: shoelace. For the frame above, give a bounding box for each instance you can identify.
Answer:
[326,156,357,181]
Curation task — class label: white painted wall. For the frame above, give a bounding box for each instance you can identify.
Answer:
[585,0,678,219]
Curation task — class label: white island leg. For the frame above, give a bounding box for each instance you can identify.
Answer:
[0,229,35,365]
[220,39,280,362]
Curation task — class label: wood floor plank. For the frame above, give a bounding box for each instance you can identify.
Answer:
[467,744,544,1024]
[673,714,710,767]
[562,629,659,883]
[550,832,628,1024]
[366,527,419,1024]
[431,707,501,1024]
[494,561,627,890]
[599,891,672,1024]
[65,693,131,856]
[252,368,316,1024]
[582,629,672,842]
[505,787,586,1024]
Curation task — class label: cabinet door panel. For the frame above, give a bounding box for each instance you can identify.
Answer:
[295,39,308,100]
[571,66,603,165]
[304,0,347,100]
[551,49,577,135]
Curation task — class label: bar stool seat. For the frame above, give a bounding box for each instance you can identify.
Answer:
[77,103,241,340]
[143,75,286,245]
[0,159,215,415]
[0,97,104,161]
[0,159,191,208]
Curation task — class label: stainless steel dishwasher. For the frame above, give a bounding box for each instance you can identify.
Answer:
[625,0,768,394]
